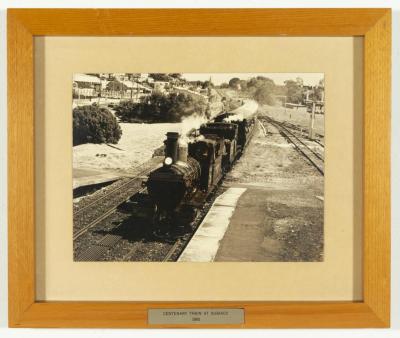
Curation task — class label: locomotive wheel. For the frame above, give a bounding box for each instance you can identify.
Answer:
[152,207,176,241]
[152,206,163,227]
[179,205,198,225]
[152,206,193,241]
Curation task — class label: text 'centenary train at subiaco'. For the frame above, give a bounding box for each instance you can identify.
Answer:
[145,111,257,235]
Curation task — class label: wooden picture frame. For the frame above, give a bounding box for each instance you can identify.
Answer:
[8,8,391,328]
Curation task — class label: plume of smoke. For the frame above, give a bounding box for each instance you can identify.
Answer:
[193,134,205,142]
[180,114,208,136]
[178,137,189,147]
[224,113,245,122]
[178,114,208,145]
[224,100,259,122]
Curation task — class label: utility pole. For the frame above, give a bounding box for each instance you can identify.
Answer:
[285,96,290,119]
[309,101,315,140]
[136,78,139,102]
[130,83,133,102]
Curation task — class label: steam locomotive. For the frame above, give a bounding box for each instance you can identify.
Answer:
[145,112,256,232]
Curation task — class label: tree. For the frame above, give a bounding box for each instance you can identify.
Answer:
[106,80,128,91]
[202,80,214,89]
[168,93,207,121]
[315,78,325,102]
[117,92,172,122]
[246,77,276,102]
[284,80,303,104]
[239,80,247,91]
[247,76,275,90]
[115,92,207,123]
[254,85,275,105]
[169,73,182,79]
[191,80,203,87]
[149,73,170,82]
[73,104,122,146]
[228,77,241,89]
[296,77,304,87]
[274,85,286,96]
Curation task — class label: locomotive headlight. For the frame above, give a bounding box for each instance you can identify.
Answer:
[164,157,173,166]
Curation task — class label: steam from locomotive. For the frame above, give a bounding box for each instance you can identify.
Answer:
[146,108,257,229]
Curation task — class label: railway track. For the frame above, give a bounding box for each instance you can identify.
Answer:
[75,170,225,262]
[73,158,162,241]
[74,118,255,262]
[262,116,324,175]
[279,120,325,148]
[162,240,182,262]
[73,187,147,241]
[313,138,325,148]
[76,222,183,262]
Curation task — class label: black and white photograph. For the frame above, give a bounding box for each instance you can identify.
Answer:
[72,72,324,262]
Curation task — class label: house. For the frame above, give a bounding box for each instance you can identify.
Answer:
[72,73,101,98]
[153,81,169,93]
[136,73,150,82]
[101,80,152,101]
[121,80,152,99]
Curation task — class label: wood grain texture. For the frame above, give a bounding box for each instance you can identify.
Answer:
[363,10,391,326]
[7,11,36,327]
[18,302,383,328]
[7,8,391,328]
[8,8,388,36]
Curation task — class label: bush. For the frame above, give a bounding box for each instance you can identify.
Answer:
[115,92,207,123]
[73,104,122,146]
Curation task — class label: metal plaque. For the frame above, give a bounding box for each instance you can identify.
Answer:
[148,308,244,325]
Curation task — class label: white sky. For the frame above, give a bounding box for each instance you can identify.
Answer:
[182,73,324,86]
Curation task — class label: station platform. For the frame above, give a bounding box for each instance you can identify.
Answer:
[178,115,324,262]
[178,187,247,262]
[179,183,323,262]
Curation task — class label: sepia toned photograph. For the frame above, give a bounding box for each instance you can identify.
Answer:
[72,72,324,262]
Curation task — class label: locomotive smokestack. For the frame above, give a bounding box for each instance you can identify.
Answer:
[165,132,180,164]
[178,140,188,163]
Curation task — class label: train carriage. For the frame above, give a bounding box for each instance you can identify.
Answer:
[145,110,256,232]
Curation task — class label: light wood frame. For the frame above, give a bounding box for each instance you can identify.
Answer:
[8,8,391,328]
